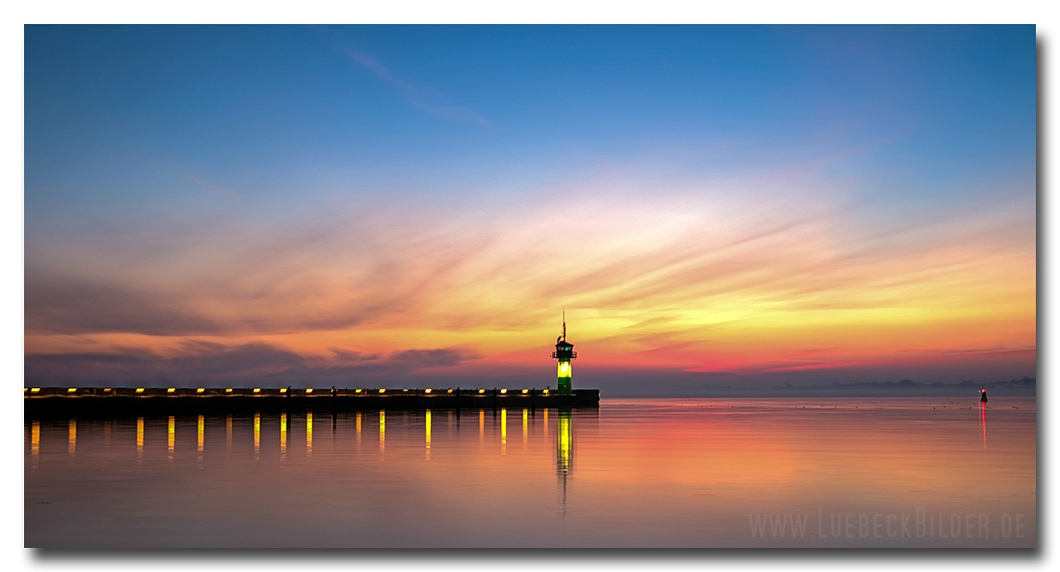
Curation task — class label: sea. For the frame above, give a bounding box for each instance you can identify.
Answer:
[24,397,1036,548]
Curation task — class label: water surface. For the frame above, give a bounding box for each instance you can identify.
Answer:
[25,397,1036,547]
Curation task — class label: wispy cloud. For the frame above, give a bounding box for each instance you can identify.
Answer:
[347,51,489,126]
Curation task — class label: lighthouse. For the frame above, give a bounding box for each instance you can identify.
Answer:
[551,311,577,395]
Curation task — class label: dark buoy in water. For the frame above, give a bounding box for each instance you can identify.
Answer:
[980,389,988,403]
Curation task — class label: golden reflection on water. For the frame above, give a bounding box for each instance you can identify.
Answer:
[168,416,175,461]
[557,410,572,476]
[226,415,233,451]
[136,417,143,464]
[253,413,260,459]
[197,415,204,467]
[523,409,528,451]
[501,408,507,456]
[378,410,384,456]
[306,412,313,458]
[479,409,484,447]
[425,409,432,461]
[31,420,40,469]
[280,413,287,461]
[68,420,76,458]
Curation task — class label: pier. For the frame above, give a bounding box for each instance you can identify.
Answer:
[24,386,600,418]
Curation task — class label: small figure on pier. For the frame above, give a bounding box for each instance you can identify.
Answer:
[980,389,988,403]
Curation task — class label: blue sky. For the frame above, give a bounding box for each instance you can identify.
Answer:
[23,25,1037,392]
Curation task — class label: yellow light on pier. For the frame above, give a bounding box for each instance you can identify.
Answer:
[543,389,549,395]
[31,387,40,393]
[355,388,362,394]
[279,388,287,394]
[68,388,77,393]
[305,388,313,394]
[379,389,386,394]
[135,388,145,394]
[253,388,261,394]
[479,389,485,394]
[103,388,111,393]
[225,388,233,393]
[522,389,528,394]
[447,389,453,394]
[500,388,508,394]
[425,388,432,394]
[167,388,176,394]
[196,388,205,394]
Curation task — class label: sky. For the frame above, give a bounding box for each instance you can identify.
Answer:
[23,25,1037,395]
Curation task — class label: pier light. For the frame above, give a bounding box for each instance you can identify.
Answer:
[425,388,432,394]
[479,389,485,394]
[23,388,27,393]
[305,388,313,394]
[279,388,287,394]
[447,389,453,394]
[103,388,111,393]
[355,389,362,394]
[543,389,549,395]
[197,388,205,394]
[135,388,145,394]
[31,388,40,393]
[225,388,233,393]
[500,388,508,394]
[253,388,261,394]
[522,389,528,394]
[379,389,386,394]
[68,387,77,393]
[167,388,176,394]
[403,389,409,393]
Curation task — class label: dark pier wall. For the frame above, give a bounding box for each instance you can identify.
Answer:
[24,387,600,419]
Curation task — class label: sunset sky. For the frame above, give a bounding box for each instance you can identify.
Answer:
[24,25,1036,394]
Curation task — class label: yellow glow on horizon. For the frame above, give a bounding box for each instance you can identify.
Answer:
[21,191,1034,381]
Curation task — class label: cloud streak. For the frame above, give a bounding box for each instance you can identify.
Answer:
[348,51,489,126]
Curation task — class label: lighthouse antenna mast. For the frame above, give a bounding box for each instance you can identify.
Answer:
[562,309,566,342]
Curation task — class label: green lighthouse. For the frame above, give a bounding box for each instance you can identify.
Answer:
[551,311,577,395]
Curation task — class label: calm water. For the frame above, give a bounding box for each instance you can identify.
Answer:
[24,397,1036,548]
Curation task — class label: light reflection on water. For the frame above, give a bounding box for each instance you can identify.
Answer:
[25,397,1035,548]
